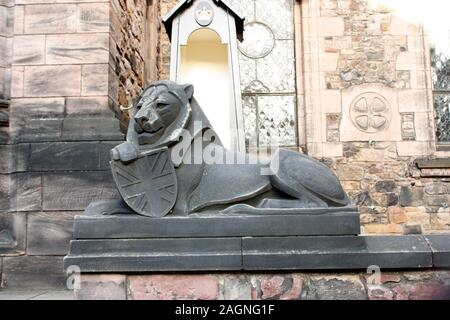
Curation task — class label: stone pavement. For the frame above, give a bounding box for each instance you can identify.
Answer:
[0,289,74,300]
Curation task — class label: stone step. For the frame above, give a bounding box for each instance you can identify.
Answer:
[72,207,361,239]
[63,235,450,273]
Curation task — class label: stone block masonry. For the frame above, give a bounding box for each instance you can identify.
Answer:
[110,0,147,127]
[298,0,447,237]
[327,142,450,235]
[75,271,450,300]
[0,0,127,290]
[0,0,164,290]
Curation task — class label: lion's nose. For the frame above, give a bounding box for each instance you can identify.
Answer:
[136,115,149,125]
[136,114,163,133]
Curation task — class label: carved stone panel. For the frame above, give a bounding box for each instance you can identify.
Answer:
[341,84,401,142]
[349,92,391,133]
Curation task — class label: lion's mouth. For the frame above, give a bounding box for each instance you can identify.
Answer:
[136,130,165,146]
[134,120,164,134]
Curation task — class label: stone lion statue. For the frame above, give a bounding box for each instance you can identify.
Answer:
[101,81,351,217]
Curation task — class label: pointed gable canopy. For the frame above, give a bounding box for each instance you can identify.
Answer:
[162,0,245,42]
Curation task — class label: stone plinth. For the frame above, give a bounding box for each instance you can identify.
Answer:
[64,209,450,273]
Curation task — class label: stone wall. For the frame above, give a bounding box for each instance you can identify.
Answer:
[0,0,124,289]
[0,0,13,237]
[326,143,450,234]
[299,0,449,235]
[75,271,450,300]
[0,0,12,102]
[110,0,151,130]
[158,0,177,80]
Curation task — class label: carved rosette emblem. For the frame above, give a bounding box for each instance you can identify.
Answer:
[350,93,391,133]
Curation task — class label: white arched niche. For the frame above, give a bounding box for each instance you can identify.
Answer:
[179,28,232,148]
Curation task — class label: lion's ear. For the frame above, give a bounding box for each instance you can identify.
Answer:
[182,84,194,100]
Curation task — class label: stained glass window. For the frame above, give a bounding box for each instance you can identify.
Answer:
[229,0,298,151]
[431,46,450,143]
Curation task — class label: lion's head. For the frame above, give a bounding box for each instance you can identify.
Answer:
[133,81,194,146]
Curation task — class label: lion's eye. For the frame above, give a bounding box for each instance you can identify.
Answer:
[156,102,169,109]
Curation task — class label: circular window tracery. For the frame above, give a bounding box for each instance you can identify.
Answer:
[239,22,275,59]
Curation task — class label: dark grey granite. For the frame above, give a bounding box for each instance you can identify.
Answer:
[64,234,445,272]
[110,81,352,217]
[425,235,450,267]
[242,235,432,270]
[73,208,361,239]
[64,238,242,272]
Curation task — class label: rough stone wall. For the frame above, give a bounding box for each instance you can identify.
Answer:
[321,0,411,90]
[299,0,448,235]
[325,143,450,235]
[76,271,450,300]
[110,0,148,130]
[158,0,177,80]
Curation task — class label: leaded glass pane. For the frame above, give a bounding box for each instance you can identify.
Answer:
[431,45,450,143]
[238,53,256,92]
[242,96,258,149]
[434,94,450,142]
[431,48,450,91]
[228,0,255,21]
[231,0,298,150]
[256,40,296,93]
[258,95,297,147]
[255,0,294,40]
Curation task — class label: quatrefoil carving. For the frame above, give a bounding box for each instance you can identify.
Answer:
[350,93,391,133]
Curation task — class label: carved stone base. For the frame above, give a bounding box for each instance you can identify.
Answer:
[64,209,450,272]
[73,206,361,239]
